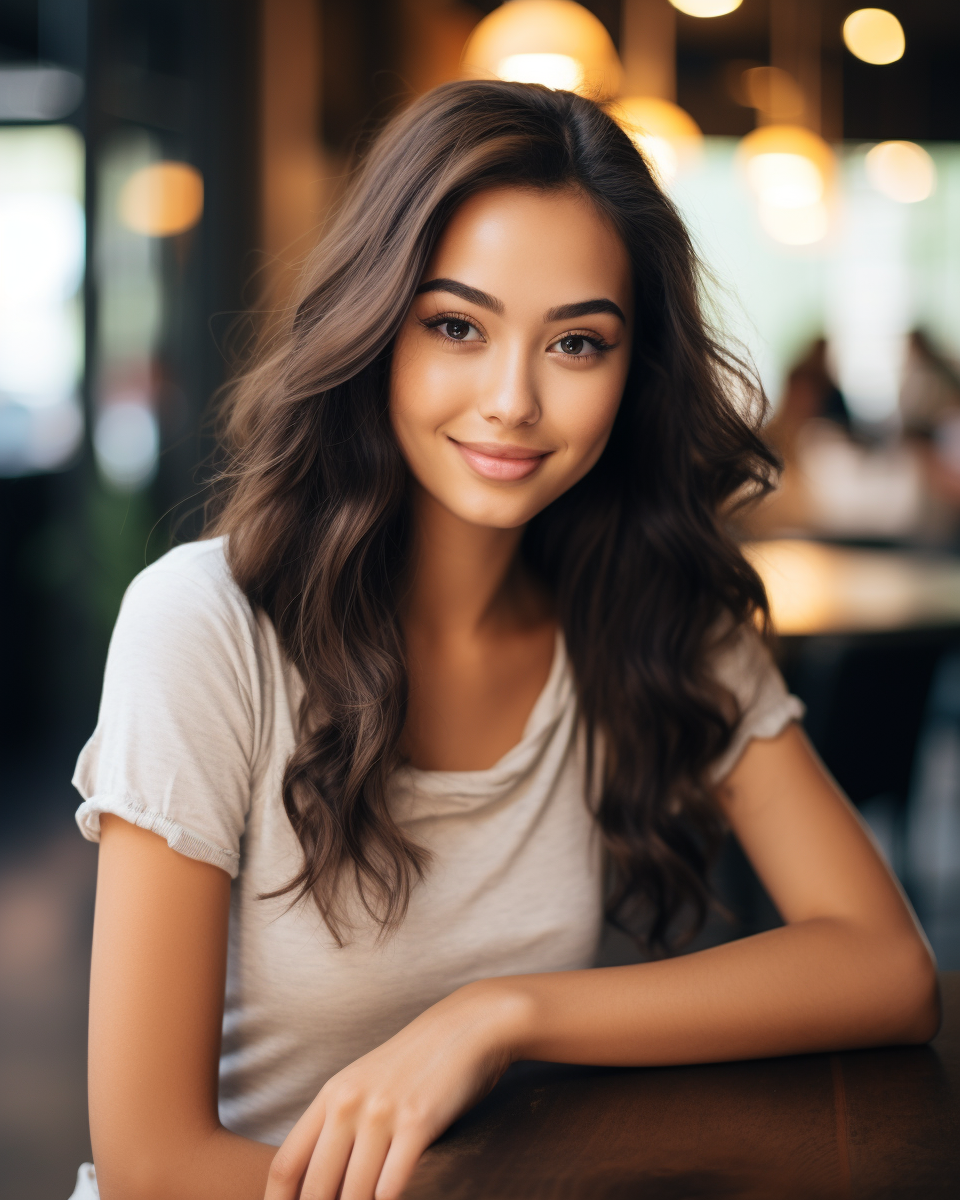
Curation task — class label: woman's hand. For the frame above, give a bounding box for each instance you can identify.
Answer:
[264,980,529,1200]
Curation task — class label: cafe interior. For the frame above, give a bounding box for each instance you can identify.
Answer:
[1,1,959,1195]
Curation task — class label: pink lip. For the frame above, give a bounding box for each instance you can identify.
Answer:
[451,439,551,481]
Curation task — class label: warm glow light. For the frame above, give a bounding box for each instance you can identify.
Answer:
[745,541,834,634]
[612,96,702,185]
[758,200,830,245]
[740,66,804,120]
[842,9,905,65]
[737,125,835,244]
[865,140,935,203]
[461,0,622,100]
[496,52,583,91]
[117,161,203,237]
[744,540,960,636]
[669,0,742,16]
[747,153,823,208]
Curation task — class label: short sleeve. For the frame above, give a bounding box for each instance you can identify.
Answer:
[73,544,261,877]
[708,625,805,782]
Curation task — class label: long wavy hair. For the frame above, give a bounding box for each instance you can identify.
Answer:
[209,80,778,953]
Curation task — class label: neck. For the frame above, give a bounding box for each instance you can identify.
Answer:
[403,485,529,640]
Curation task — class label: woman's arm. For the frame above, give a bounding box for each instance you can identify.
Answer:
[89,815,276,1200]
[498,721,940,1065]
[265,723,939,1200]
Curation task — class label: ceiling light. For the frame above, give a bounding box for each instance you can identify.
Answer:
[496,53,584,91]
[864,140,935,203]
[461,0,622,99]
[738,125,835,246]
[669,1,743,17]
[842,9,905,65]
[758,200,830,246]
[747,153,823,208]
[611,96,702,185]
[739,66,805,120]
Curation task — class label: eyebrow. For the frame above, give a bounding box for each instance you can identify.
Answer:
[415,277,625,325]
[545,298,626,323]
[415,278,504,314]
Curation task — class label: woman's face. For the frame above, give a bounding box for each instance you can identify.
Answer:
[390,186,633,530]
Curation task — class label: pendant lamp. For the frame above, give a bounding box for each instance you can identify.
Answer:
[461,0,622,101]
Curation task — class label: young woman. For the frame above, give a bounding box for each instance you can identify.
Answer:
[73,81,938,1200]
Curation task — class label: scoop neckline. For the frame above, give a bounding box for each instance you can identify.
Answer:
[400,627,570,783]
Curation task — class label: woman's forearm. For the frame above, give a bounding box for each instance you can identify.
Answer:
[484,918,940,1069]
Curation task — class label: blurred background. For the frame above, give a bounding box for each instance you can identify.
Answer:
[1,1,959,1194]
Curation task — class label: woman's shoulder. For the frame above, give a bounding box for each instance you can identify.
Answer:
[127,535,243,603]
[707,618,805,779]
[75,537,273,874]
[120,536,257,638]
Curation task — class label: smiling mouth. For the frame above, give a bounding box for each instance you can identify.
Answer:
[449,438,552,482]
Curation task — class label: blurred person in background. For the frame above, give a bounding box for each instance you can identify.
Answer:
[70,82,938,1200]
[901,330,960,529]
[754,333,960,545]
[752,339,850,536]
[764,338,850,459]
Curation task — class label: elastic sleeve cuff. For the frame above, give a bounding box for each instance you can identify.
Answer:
[75,795,240,878]
[709,694,806,783]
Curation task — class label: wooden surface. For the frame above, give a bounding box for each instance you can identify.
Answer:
[744,539,960,636]
[406,973,960,1199]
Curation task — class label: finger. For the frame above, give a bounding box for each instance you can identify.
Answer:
[264,1099,326,1200]
[298,1120,356,1200]
[338,1125,392,1200]
[374,1130,432,1200]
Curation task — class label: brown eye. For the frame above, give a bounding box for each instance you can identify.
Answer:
[559,335,585,355]
[445,320,471,340]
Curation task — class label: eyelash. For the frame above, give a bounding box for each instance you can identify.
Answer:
[555,331,613,358]
[419,312,614,358]
[419,311,481,341]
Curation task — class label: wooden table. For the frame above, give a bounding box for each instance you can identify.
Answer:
[406,973,960,1199]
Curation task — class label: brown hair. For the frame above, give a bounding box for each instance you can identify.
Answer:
[209,80,777,952]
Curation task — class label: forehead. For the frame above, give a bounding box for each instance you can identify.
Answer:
[425,186,632,314]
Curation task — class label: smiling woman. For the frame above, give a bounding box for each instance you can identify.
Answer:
[72,81,938,1200]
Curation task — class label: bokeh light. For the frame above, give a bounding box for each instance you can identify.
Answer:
[0,192,84,307]
[93,400,159,490]
[737,124,835,245]
[117,161,204,237]
[0,124,85,475]
[842,9,905,65]
[739,66,805,120]
[461,0,622,100]
[758,200,830,246]
[612,96,702,186]
[669,1,743,16]
[747,153,823,208]
[496,53,583,91]
[865,140,936,203]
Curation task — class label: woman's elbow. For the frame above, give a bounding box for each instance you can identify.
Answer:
[881,933,941,1045]
[92,1142,206,1200]
[93,1156,171,1200]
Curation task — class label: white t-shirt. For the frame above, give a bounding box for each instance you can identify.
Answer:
[73,538,803,1145]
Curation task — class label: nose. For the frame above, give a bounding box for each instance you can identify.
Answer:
[477,345,541,429]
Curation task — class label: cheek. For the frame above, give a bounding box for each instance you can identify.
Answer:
[549,364,627,462]
[390,337,471,432]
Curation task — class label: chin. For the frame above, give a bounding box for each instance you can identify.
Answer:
[459,505,537,530]
[444,492,544,530]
